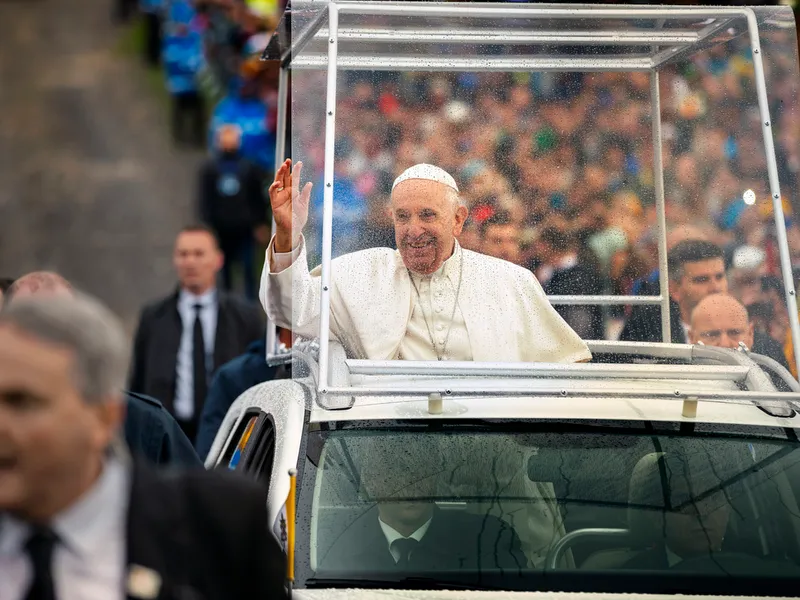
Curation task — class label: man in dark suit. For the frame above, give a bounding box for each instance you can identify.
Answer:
[623,454,729,571]
[540,228,605,341]
[0,293,285,599]
[620,240,728,344]
[318,439,526,575]
[129,225,264,443]
[4,270,202,469]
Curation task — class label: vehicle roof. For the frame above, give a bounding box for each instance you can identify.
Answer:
[309,392,798,431]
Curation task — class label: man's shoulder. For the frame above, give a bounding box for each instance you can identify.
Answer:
[139,292,179,320]
[155,465,267,515]
[331,246,399,275]
[218,290,261,313]
[125,391,167,416]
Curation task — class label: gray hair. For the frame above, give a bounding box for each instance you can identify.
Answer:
[446,187,468,210]
[0,292,129,403]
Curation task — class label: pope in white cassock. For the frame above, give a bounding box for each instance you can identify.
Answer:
[260,159,591,363]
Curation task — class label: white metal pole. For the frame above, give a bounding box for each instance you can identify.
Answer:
[317,2,339,394]
[745,9,800,378]
[650,71,671,344]
[266,65,290,360]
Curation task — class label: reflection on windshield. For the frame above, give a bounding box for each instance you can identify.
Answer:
[304,428,800,589]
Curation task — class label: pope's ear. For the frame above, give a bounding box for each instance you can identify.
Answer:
[454,205,469,234]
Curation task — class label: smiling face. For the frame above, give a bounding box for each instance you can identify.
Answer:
[391,179,468,275]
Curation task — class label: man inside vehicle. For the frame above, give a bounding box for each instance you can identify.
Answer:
[689,293,791,371]
[260,159,590,363]
[623,453,730,570]
[318,438,527,574]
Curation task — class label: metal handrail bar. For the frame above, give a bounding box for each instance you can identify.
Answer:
[289,54,654,72]
[315,384,800,403]
[345,360,748,382]
[313,27,701,45]
[332,3,751,20]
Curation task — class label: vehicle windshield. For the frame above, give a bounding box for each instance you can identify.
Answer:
[296,421,800,594]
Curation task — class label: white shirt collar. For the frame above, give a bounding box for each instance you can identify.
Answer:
[378,515,432,548]
[0,458,129,559]
[178,287,217,309]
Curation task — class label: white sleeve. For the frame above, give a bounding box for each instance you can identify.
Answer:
[269,239,302,274]
[258,235,323,340]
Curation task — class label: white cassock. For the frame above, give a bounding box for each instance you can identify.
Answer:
[260,235,591,363]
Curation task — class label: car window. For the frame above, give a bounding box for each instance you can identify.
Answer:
[302,426,800,589]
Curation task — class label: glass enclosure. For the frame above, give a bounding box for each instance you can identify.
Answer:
[266,3,800,396]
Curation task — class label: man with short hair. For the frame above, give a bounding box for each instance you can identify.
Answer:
[129,225,263,443]
[689,293,790,371]
[621,239,728,343]
[479,211,522,265]
[0,293,286,599]
[261,160,590,363]
[668,240,728,336]
[5,271,201,468]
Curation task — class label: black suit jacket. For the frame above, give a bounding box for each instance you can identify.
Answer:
[128,289,263,415]
[319,506,526,574]
[124,392,202,468]
[544,264,605,340]
[126,461,286,599]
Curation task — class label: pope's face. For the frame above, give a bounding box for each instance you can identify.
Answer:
[391,180,468,275]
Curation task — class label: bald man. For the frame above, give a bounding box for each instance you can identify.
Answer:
[5,271,73,302]
[689,293,754,349]
[689,293,790,372]
[5,272,202,468]
[261,159,590,363]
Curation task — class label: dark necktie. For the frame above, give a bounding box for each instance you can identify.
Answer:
[391,537,419,568]
[24,526,58,600]
[193,303,208,417]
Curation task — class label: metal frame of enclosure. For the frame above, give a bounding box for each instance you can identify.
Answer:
[261,1,800,392]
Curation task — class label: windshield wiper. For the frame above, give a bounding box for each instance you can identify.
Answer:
[306,576,498,590]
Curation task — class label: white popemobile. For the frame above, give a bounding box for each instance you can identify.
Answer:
[207,2,800,598]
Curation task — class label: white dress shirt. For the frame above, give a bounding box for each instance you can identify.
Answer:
[0,458,130,600]
[271,241,472,361]
[403,242,470,361]
[378,516,432,563]
[174,288,218,421]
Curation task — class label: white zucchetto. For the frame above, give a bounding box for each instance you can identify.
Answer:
[392,163,459,193]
